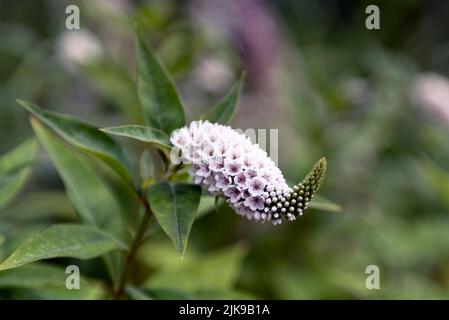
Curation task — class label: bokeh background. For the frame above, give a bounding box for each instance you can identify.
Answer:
[2,0,449,299]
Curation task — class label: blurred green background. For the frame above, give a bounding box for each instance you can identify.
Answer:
[2,0,449,299]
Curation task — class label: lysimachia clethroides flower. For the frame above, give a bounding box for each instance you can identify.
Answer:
[170,120,327,226]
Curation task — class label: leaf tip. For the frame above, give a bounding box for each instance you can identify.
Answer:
[0,259,15,271]
[16,98,30,110]
[16,99,41,116]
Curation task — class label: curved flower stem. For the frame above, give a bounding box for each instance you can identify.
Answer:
[113,193,153,299]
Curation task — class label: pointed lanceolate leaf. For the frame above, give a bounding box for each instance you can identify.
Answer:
[0,263,92,290]
[0,224,125,271]
[140,149,155,182]
[32,120,128,281]
[125,286,153,300]
[308,195,342,213]
[31,119,126,239]
[17,100,133,185]
[206,73,245,124]
[0,139,38,209]
[100,125,172,149]
[146,244,248,291]
[136,30,185,134]
[31,120,128,282]
[126,287,255,300]
[147,182,201,256]
[0,263,105,299]
[0,139,37,177]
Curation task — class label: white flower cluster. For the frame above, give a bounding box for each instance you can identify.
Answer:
[170,121,326,225]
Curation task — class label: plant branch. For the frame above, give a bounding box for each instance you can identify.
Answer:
[113,192,153,299]
[113,156,182,299]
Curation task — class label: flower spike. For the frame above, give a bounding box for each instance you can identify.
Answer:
[170,120,327,225]
[280,157,326,221]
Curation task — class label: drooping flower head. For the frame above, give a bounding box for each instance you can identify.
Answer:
[171,120,326,226]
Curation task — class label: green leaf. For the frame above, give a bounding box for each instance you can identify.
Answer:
[273,265,332,299]
[0,139,38,209]
[136,29,185,134]
[0,224,124,271]
[83,60,142,123]
[31,119,126,238]
[100,125,172,149]
[0,139,37,177]
[0,222,51,262]
[0,191,77,222]
[0,263,91,290]
[145,243,248,291]
[0,285,104,300]
[17,99,132,185]
[125,286,153,300]
[140,149,155,182]
[126,286,255,300]
[31,120,128,282]
[206,73,245,124]
[308,195,343,213]
[0,265,106,299]
[7,286,105,300]
[147,182,201,256]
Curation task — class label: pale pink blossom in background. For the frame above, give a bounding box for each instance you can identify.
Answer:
[193,56,234,93]
[411,73,449,125]
[57,30,103,69]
